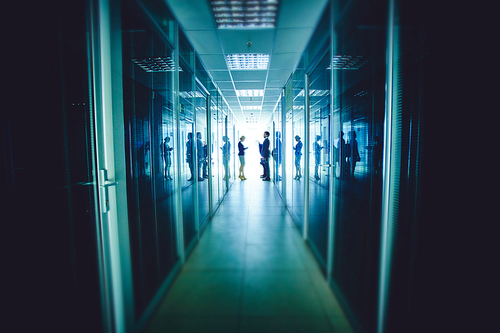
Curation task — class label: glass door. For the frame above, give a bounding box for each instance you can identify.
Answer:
[307,50,332,268]
[195,85,210,229]
[179,62,198,250]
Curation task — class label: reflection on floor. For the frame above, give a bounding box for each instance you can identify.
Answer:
[146,171,354,333]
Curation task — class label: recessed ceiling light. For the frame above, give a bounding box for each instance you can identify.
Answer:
[242,105,262,110]
[210,0,279,29]
[236,89,265,97]
[226,53,269,70]
[132,57,182,72]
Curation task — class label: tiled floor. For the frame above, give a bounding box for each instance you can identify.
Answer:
[145,174,354,333]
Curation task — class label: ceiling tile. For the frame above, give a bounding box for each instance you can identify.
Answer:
[276,0,329,29]
[274,28,315,53]
[269,53,302,70]
[230,70,268,82]
[240,98,262,106]
[185,30,223,55]
[209,70,231,81]
[234,81,265,90]
[166,0,215,29]
[267,69,292,82]
[264,88,283,96]
[238,97,263,104]
[216,81,234,90]
[218,29,275,54]
[199,54,227,70]
[266,80,287,88]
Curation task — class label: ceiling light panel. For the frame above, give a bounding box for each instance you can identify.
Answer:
[226,53,270,70]
[242,105,262,110]
[236,89,265,97]
[210,0,280,28]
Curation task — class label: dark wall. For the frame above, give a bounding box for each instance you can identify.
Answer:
[3,1,103,331]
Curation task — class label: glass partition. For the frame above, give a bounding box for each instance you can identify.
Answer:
[285,99,293,208]
[179,60,198,250]
[195,86,210,228]
[273,95,283,192]
[330,0,388,331]
[121,0,179,319]
[290,63,306,232]
[210,93,220,210]
[308,49,332,267]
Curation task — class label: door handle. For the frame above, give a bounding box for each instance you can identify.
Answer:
[100,170,118,214]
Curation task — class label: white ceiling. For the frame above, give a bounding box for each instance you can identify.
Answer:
[164,0,329,126]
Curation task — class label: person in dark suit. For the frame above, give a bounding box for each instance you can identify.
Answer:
[259,142,265,177]
[162,136,173,180]
[186,133,194,181]
[196,132,205,181]
[261,131,271,181]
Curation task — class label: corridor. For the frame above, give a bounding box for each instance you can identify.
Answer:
[4,0,461,332]
[146,169,353,333]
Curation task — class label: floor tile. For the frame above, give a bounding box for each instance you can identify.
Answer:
[246,227,294,245]
[184,241,246,270]
[239,316,334,333]
[245,243,304,270]
[247,216,291,229]
[147,180,352,333]
[146,316,239,333]
[241,271,325,316]
[156,271,243,316]
[248,205,287,215]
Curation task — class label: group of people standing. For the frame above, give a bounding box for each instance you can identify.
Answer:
[293,130,361,181]
[172,129,366,184]
[237,131,271,181]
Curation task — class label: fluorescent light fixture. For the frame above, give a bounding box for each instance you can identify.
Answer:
[226,53,269,70]
[210,0,279,28]
[132,57,181,72]
[236,89,264,97]
[242,105,262,110]
[327,55,370,70]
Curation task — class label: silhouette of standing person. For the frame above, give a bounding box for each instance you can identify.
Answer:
[202,140,208,179]
[186,132,194,181]
[221,135,231,180]
[196,132,204,181]
[162,136,173,180]
[274,131,282,181]
[259,141,265,177]
[314,135,323,180]
[238,136,248,180]
[348,130,360,179]
[138,141,150,178]
[335,131,348,179]
[261,131,271,181]
[293,135,303,180]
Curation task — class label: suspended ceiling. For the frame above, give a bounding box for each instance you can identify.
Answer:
[165,0,329,126]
